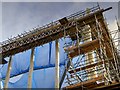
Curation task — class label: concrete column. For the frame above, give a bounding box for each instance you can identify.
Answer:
[28,47,35,89]
[55,40,60,89]
[4,56,12,89]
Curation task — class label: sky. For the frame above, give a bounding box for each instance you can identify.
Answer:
[0,2,119,42]
[0,0,120,2]
[0,1,119,88]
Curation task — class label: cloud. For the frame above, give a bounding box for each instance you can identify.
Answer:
[1,0,120,2]
[0,2,2,42]
[1,2,118,42]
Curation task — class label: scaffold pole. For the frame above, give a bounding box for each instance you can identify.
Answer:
[4,55,12,89]
[55,39,60,89]
[27,47,35,89]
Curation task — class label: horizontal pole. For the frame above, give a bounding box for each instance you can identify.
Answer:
[63,74,104,89]
[69,58,113,74]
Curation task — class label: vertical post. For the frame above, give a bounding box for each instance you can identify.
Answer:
[4,56,12,89]
[28,47,35,89]
[55,39,59,89]
[89,24,99,77]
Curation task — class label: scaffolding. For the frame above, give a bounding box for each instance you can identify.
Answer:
[0,4,120,89]
[62,8,120,90]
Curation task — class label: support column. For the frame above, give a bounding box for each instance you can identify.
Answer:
[27,47,35,88]
[55,39,60,89]
[4,56,12,89]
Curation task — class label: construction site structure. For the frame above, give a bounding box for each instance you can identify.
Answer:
[0,4,120,89]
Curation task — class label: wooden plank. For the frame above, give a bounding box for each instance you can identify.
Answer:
[64,39,99,52]
[64,39,99,58]
[64,39,113,59]
[68,58,113,74]
[63,74,104,89]
[89,23,113,58]
[92,83,120,90]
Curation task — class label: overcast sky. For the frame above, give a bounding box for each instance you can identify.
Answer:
[0,2,119,42]
[1,0,120,2]
[0,1,119,87]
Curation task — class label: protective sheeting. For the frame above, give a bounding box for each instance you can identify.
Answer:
[0,37,86,88]
[6,65,65,88]
[0,38,67,79]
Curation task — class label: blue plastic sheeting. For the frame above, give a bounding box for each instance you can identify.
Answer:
[5,65,65,88]
[0,38,67,79]
[0,37,86,88]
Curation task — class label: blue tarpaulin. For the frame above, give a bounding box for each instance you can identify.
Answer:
[0,38,68,88]
[0,37,85,88]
